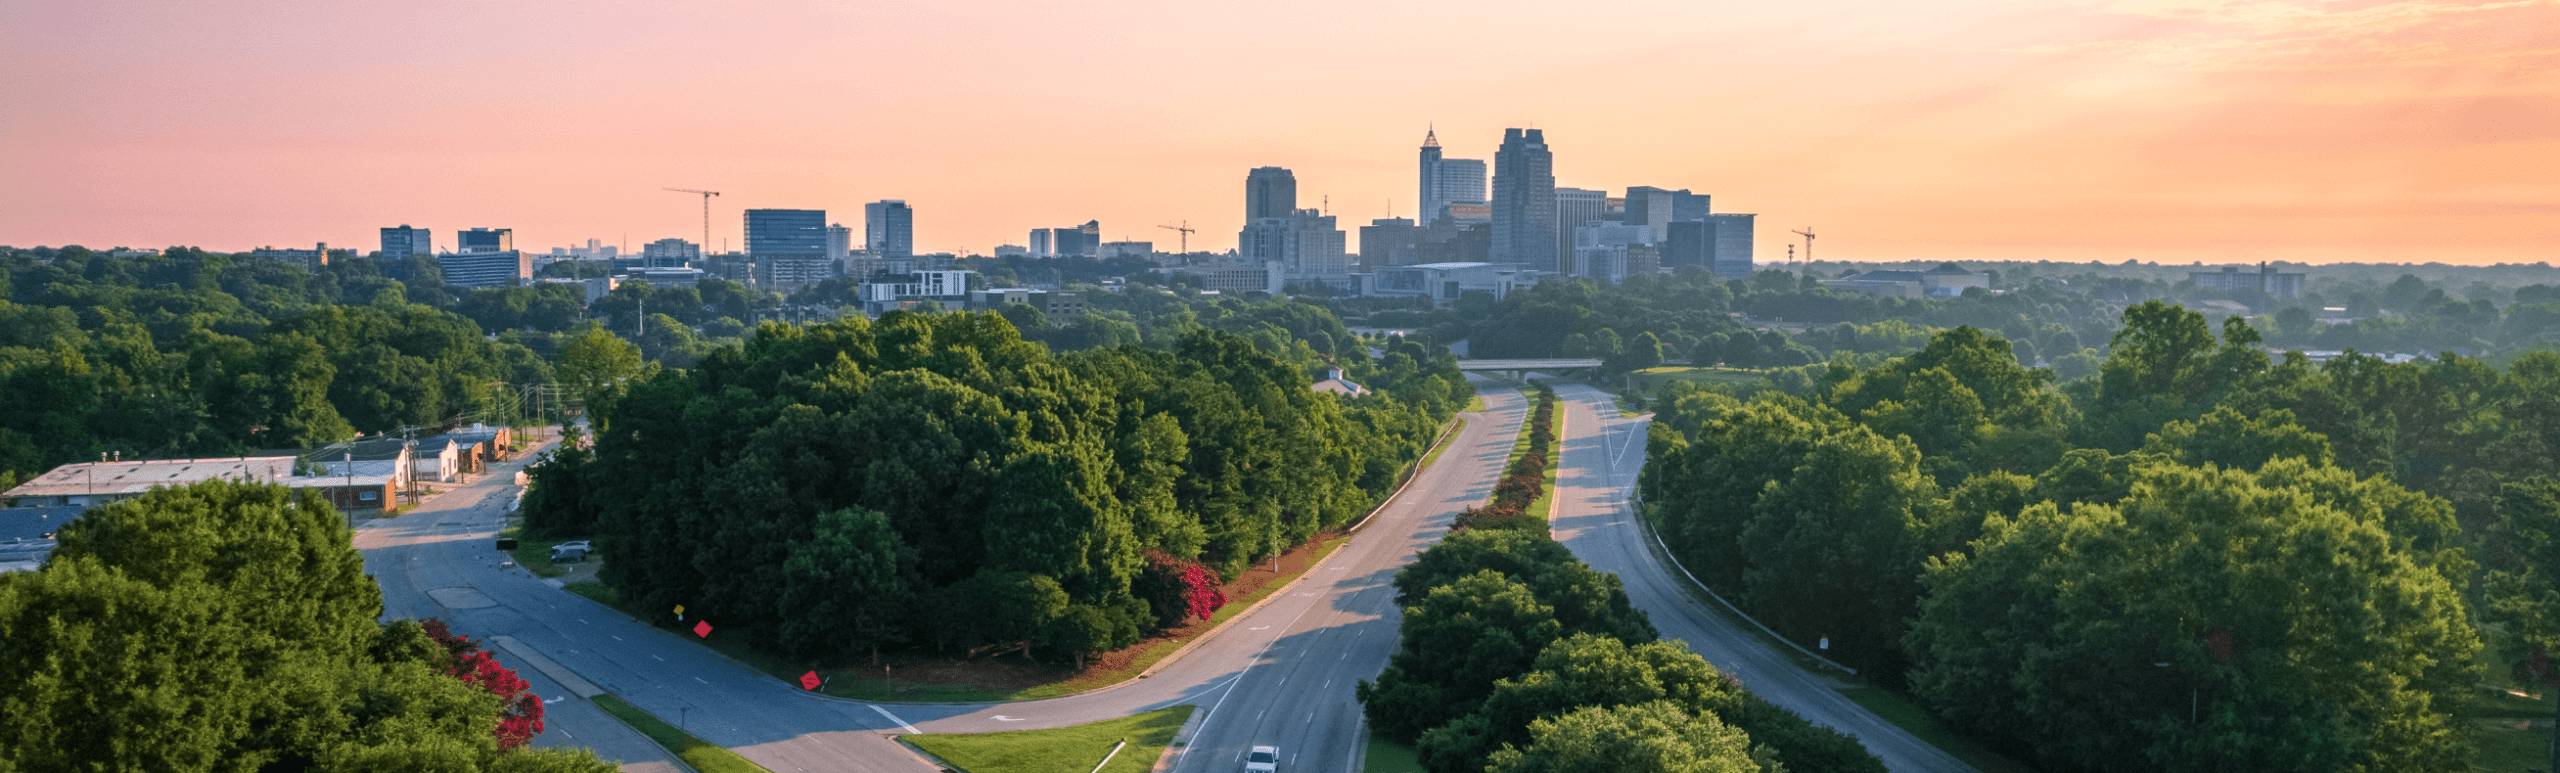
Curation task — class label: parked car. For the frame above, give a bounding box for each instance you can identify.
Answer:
[550,542,591,562]
[1244,745,1279,773]
[551,540,592,553]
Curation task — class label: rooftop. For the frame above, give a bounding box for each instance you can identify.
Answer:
[3,457,296,501]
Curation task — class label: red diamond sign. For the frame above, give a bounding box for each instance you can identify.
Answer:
[800,670,822,691]
[693,620,713,638]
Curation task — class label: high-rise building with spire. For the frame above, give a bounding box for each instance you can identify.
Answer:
[1490,128,1558,272]
[1417,128,1487,226]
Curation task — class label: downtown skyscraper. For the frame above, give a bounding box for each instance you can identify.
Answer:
[1245,167,1298,221]
[1417,129,1486,225]
[865,200,914,257]
[1490,128,1558,272]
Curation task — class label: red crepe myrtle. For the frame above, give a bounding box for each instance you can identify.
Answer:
[420,618,546,749]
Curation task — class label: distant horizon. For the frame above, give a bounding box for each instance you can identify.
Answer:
[4,1,2551,266]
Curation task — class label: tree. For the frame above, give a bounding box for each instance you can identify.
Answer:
[555,323,648,427]
[1906,460,2478,773]
[1484,701,1758,773]
[1740,425,1943,680]
[1360,570,1565,741]
[776,507,914,660]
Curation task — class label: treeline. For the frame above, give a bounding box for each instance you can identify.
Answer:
[1640,301,2560,771]
[1357,528,1883,773]
[522,310,1471,663]
[0,480,613,772]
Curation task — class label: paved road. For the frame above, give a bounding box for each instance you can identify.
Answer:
[361,380,1530,772]
[1542,380,1976,773]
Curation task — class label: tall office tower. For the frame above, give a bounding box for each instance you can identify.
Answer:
[1358,217,1421,270]
[1417,129,1487,225]
[1239,209,1349,287]
[1555,188,1606,236]
[457,227,513,254]
[826,223,853,261]
[1029,229,1053,257]
[380,225,432,257]
[745,209,828,258]
[1246,167,1298,221]
[1705,213,1755,279]
[866,200,914,257]
[1490,128,1558,272]
[642,238,701,268]
[745,209,829,289]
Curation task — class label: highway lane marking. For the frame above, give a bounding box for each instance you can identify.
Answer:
[993,715,1025,721]
[578,619,588,625]
[869,705,921,735]
[652,655,664,662]
[695,677,709,684]
[610,635,622,641]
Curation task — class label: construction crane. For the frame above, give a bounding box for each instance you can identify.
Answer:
[1791,227,1816,265]
[665,188,720,257]
[1157,221,1197,254]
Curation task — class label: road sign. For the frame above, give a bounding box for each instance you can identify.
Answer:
[800,670,822,691]
[694,620,712,638]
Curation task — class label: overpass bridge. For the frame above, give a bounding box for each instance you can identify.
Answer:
[1453,358,1604,379]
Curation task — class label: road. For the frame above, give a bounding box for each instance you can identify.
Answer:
[360,380,1531,772]
[1542,379,1976,773]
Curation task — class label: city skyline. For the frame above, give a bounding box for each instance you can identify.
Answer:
[2,1,2552,265]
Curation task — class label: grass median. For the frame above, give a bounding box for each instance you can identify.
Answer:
[904,705,1192,773]
[590,693,771,773]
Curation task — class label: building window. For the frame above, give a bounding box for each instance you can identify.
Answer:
[358,490,379,501]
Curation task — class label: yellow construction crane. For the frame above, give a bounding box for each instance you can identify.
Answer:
[1157,221,1197,254]
[1791,227,1816,264]
[665,188,720,256]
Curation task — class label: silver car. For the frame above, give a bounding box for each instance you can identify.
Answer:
[1243,745,1278,773]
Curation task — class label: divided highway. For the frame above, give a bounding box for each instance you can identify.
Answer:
[360,380,1529,772]
[359,377,1973,772]
[1542,380,1974,773]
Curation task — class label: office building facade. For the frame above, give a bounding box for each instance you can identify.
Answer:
[826,223,853,261]
[1490,128,1559,273]
[1246,167,1298,221]
[642,238,700,268]
[440,249,528,289]
[458,228,513,254]
[1705,213,1755,279]
[1417,129,1487,225]
[1555,188,1606,236]
[745,209,828,260]
[1359,217,1421,270]
[865,200,914,257]
[380,225,432,258]
[1239,209,1349,287]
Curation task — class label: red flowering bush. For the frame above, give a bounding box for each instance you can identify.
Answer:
[420,618,545,750]
[1454,386,1557,532]
[1135,551,1230,630]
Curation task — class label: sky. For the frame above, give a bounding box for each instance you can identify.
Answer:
[1,0,2553,266]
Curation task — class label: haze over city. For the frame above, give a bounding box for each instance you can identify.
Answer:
[4,0,2551,264]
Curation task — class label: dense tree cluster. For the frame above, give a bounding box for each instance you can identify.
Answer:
[1639,301,2560,771]
[0,480,613,772]
[1453,386,1555,531]
[0,248,559,480]
[523,310,1468,664]
[1357,528,1882,773]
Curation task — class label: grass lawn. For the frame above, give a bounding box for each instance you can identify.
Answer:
[564,581,618,606]
[1418,418,1466,471]
[905,705,1193,773]
[500,526,586,578]
[2467,687,2554,772]
[590,694,771,773]
[1366,737,1425,773]
[1464,394,1487,413]
[1629,366,1767,394]
[1836,687,2038,773]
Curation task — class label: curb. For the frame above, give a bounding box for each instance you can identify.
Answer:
[1631,491,1860,676]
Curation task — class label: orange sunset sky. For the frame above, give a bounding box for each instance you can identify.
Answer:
[1,0,2553,265]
